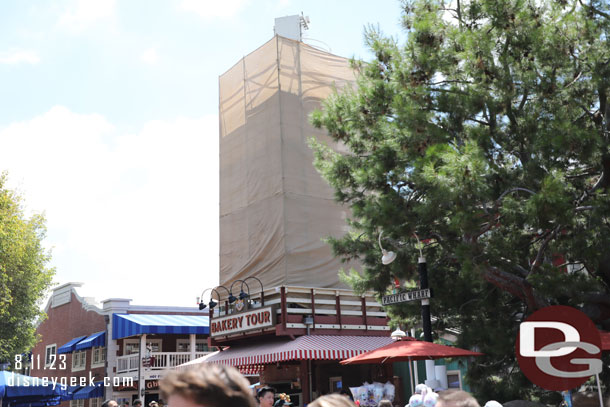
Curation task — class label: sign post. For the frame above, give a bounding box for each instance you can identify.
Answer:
[381,288,431,306]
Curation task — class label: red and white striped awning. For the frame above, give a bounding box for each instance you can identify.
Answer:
[239,365,264,376]
[203,335,394,367]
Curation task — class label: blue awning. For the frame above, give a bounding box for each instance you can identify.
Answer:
[0,371,69,400]
[112,314,209,339]
[75,331,106,350]
[72,383,104,400]
[57,336,87,354]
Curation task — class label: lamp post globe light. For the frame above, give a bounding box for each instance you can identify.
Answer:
[378,231,397,265]
[390,326,407,341]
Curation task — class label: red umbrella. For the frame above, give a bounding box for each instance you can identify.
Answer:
[340,337,483,365]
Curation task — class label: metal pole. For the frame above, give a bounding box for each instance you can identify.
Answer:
[595,373,603,407]
[419,256,438,389]
[418,257,432,342]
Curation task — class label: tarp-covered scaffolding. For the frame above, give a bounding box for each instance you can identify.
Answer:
[219,35,358,289]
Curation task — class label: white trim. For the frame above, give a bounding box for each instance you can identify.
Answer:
[123,338,162,355]
[91,346,106,368]
[72,350,86,372]
[176,339,208,352]
[45,344,57,367]
[126,305,201,312]
[71,399,85,407]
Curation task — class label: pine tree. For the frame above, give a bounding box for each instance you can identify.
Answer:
[311,0,610,401]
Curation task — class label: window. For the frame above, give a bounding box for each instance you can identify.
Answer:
[71,400,85,407]
[45,344,57,367]
[123,339,162,355]
[176,339,210,352]
[72,350,86,371]
[90,398,102,407]
[329,377,342,393]
[447,370,462,390]
[92,346,106,367]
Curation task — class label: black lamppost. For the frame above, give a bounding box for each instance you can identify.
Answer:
[380,232,439,388]
[379,232,432,343]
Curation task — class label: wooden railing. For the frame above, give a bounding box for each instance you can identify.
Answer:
[209,286,389,343]
[116,352,211,373]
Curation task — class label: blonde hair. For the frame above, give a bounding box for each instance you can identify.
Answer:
[437,390,480,407]
[160,364,256,407]
[308,394,357,407]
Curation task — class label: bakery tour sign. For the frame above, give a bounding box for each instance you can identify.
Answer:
[210,306,275,338]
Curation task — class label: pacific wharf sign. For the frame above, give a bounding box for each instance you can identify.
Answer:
[210,306,275,338]
[382,289,431,306]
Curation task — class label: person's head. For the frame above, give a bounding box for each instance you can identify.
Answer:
[160,364,257,407]
[149,402,158,407]
[309,394,357,407]
[102,400,118,407]
[377,400,392,407]
[256,387,276,407]
[339,389,353,400]
[133,401,142,407]
[436,390,480,407]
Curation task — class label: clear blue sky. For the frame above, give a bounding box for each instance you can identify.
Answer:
[0,0,406,306]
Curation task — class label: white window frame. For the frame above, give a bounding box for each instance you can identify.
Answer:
[70,400,85,407]
[71,350,86,371]
[91,346,106,368]
[446,369,463,390]
[175,339,208,352]
[45,344,57,367]
[123,339,162,355]
[90,398,102,407]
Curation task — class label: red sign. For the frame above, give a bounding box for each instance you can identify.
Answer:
[516,305,602,391]
[210,306,275,338]
[146,380,159,390]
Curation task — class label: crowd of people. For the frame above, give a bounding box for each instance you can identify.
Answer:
[99,364,498,407]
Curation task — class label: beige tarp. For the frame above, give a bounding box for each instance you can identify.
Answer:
[219,36,359,290]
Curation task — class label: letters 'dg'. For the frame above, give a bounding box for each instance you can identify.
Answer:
[516,306,602,391]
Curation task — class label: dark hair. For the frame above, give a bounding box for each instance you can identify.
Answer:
[256,386,276,402]
[378,400,392,407]
[133,401,142,406]
[160,364,257,407]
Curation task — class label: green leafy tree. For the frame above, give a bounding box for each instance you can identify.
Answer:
[0,172,54,365]
[311,0,610,401]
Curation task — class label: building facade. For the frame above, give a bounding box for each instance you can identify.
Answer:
[30,283,211,407]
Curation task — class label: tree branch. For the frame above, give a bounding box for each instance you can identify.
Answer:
[496,187,536,204]
[579,0,610,19]
[483,266,547,310]
[529,225,561,274]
